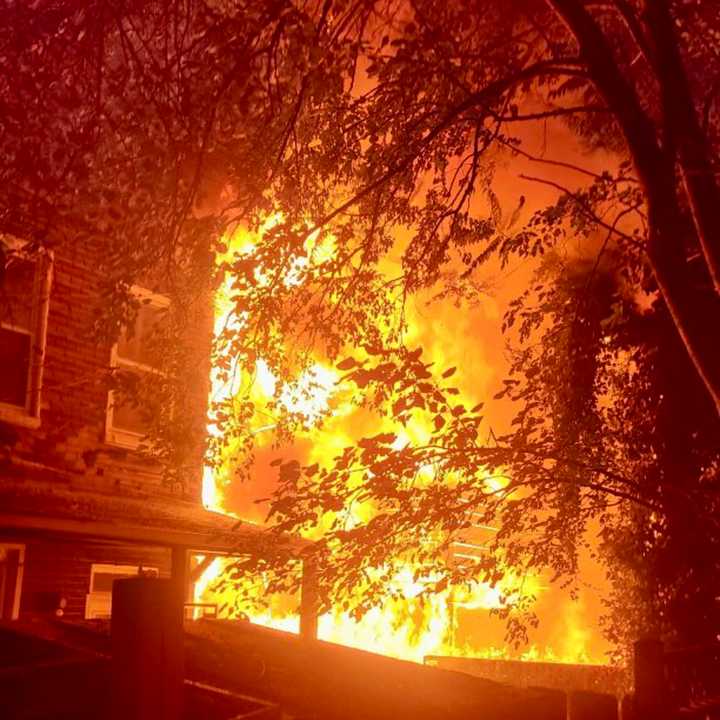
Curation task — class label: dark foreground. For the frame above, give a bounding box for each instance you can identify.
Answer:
[0,617,630,720]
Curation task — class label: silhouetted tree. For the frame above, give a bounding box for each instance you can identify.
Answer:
[2,0,720,652]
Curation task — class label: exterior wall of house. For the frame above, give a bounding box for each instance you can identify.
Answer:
[14,537,172,618]
[0,236,213,621]
[2,240,210,501]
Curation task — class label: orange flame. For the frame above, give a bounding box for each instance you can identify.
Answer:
[198,225,612,666]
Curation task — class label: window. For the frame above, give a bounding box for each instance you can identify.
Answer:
[85,563,158,619]
[0,544,25,620]
[106,286,169,448]
[0,236,52,428]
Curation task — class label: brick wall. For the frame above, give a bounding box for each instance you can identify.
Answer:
[17,537,172,618]
[4,240,211,502]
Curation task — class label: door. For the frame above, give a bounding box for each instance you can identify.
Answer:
[0,544,24,619]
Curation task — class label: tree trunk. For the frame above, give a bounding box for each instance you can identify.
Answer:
[645,189,720,416]
[644,0,720,295]
[548,0,720,416]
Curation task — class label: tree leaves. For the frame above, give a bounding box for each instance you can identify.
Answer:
[7,0,720,654]
[336,357,358,371]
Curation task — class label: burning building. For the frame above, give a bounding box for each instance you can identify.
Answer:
[0,223,604,663]
[0,229,631,720]
[2,0,720,717]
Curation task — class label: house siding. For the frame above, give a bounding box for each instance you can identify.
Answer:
[0,237,214,622]
[2,240,210,501]
[16,537,172,618]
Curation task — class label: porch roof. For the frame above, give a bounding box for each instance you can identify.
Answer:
[0,478,308,556]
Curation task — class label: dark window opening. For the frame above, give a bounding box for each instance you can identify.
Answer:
[0,328,31,407]
[0,256,36,410]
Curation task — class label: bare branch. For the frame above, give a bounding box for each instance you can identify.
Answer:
[518,173,641,246]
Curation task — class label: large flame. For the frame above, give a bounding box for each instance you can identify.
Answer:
[197,225,611,666]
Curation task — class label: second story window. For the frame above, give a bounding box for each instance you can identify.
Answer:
[0,236,52,428]
[106,286,169,448]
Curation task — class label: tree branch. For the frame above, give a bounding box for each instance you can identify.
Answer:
[487,104,609,122]
[496,135,637,182]
[644,0,720,295]
[518,173,641,246]
[548,0,720,416]
[301,59,587,240]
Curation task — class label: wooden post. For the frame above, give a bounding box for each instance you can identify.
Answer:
[299,556,318,640]
[171,545,190,607]
[1,547,21,619]
[111,577,184,720]
[633,638,668,720]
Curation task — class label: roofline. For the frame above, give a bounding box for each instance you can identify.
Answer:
[0,513,310,556]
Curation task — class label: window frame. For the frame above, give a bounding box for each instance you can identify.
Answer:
[0,237,53,429]
[105,285,170,449]
[0,543,25,620]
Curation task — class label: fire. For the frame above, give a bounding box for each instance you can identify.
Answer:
[198,224,612,666]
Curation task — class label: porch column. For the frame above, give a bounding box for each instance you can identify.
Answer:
[171,545,191,608]
[299,555,319,640]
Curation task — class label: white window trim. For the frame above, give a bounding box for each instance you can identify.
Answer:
[85,562,158,619]
[0,237,53,429]
[105,285,169,449]
[0,543,25,620]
